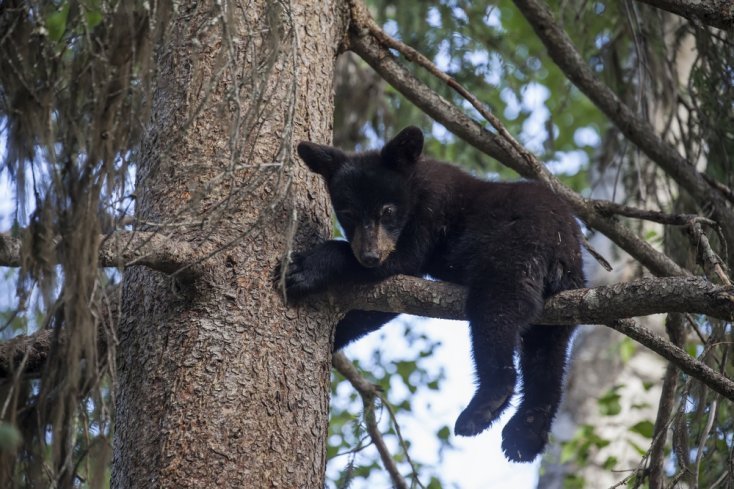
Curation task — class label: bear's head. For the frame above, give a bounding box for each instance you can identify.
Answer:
[297,126,424,267]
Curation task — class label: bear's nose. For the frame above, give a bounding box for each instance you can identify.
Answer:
[360,251,380,268]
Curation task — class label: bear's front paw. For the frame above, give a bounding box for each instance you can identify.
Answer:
[278,251,328,302]
[500,407,551,463]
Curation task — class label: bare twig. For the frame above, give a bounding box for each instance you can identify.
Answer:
[592,200,715,227]
[649,313,685,488]
[702,173,734,204]
[582,236,613,272]
[687,221,732,285]
[694,397,719,487]
[376,393,425,489]
[332,352,413,489]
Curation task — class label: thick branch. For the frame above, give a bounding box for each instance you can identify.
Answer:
[0,231,194,275]
[346,2,687,278]
[332,275,733,325]
[634,0,734,30]
[512,0,734,263]
[0,328,58,377]
[4,275,734,400]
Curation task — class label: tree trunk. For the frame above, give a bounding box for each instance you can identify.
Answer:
[112,2,347,487]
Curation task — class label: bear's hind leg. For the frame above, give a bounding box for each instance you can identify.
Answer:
[501,323,576,462]
[334,310,399,351]
[454,284,543,437]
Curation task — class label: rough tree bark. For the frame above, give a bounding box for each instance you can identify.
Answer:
[111,2,348,487]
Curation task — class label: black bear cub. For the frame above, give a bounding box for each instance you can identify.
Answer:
[285,126,584,462]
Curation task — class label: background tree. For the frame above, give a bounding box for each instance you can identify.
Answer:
[0,1,732,489]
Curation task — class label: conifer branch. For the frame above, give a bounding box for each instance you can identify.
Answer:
[634,0,734,29]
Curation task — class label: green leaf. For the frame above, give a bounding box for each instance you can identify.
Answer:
[598,387,622,416]
[630,420,655,439]
[427,477,443,489]
[560,441,577,464]
[85,10,103,30]
[602,455,618,470]
[562,474,585,489]
[0,423,22,453]
[619,337,637,363]
[47,4,70,42]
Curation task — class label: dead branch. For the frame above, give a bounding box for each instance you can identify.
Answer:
[702,173,734,204]
[649,313,685,487]
[687,221,731,285]
[592,201,714,227]
[0,231,196,275]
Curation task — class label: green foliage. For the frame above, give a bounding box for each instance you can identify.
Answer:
[560,424,610,465]
[598,386,623,416]
[46,3,70,42]
[0,423,22,453]
[562,475,585,489]
[619,337,638,364]
[629,420,655,439]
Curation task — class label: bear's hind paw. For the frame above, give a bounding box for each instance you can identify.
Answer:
[454,392,511,437]
[500,409,551,463]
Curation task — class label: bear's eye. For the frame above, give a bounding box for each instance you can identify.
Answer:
[381,204,397,220]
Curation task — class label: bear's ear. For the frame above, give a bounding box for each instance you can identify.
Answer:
[381,126,424,170]
[297,142,347,181]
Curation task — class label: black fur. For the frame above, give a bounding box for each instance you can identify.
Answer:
[286,126,585,462]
